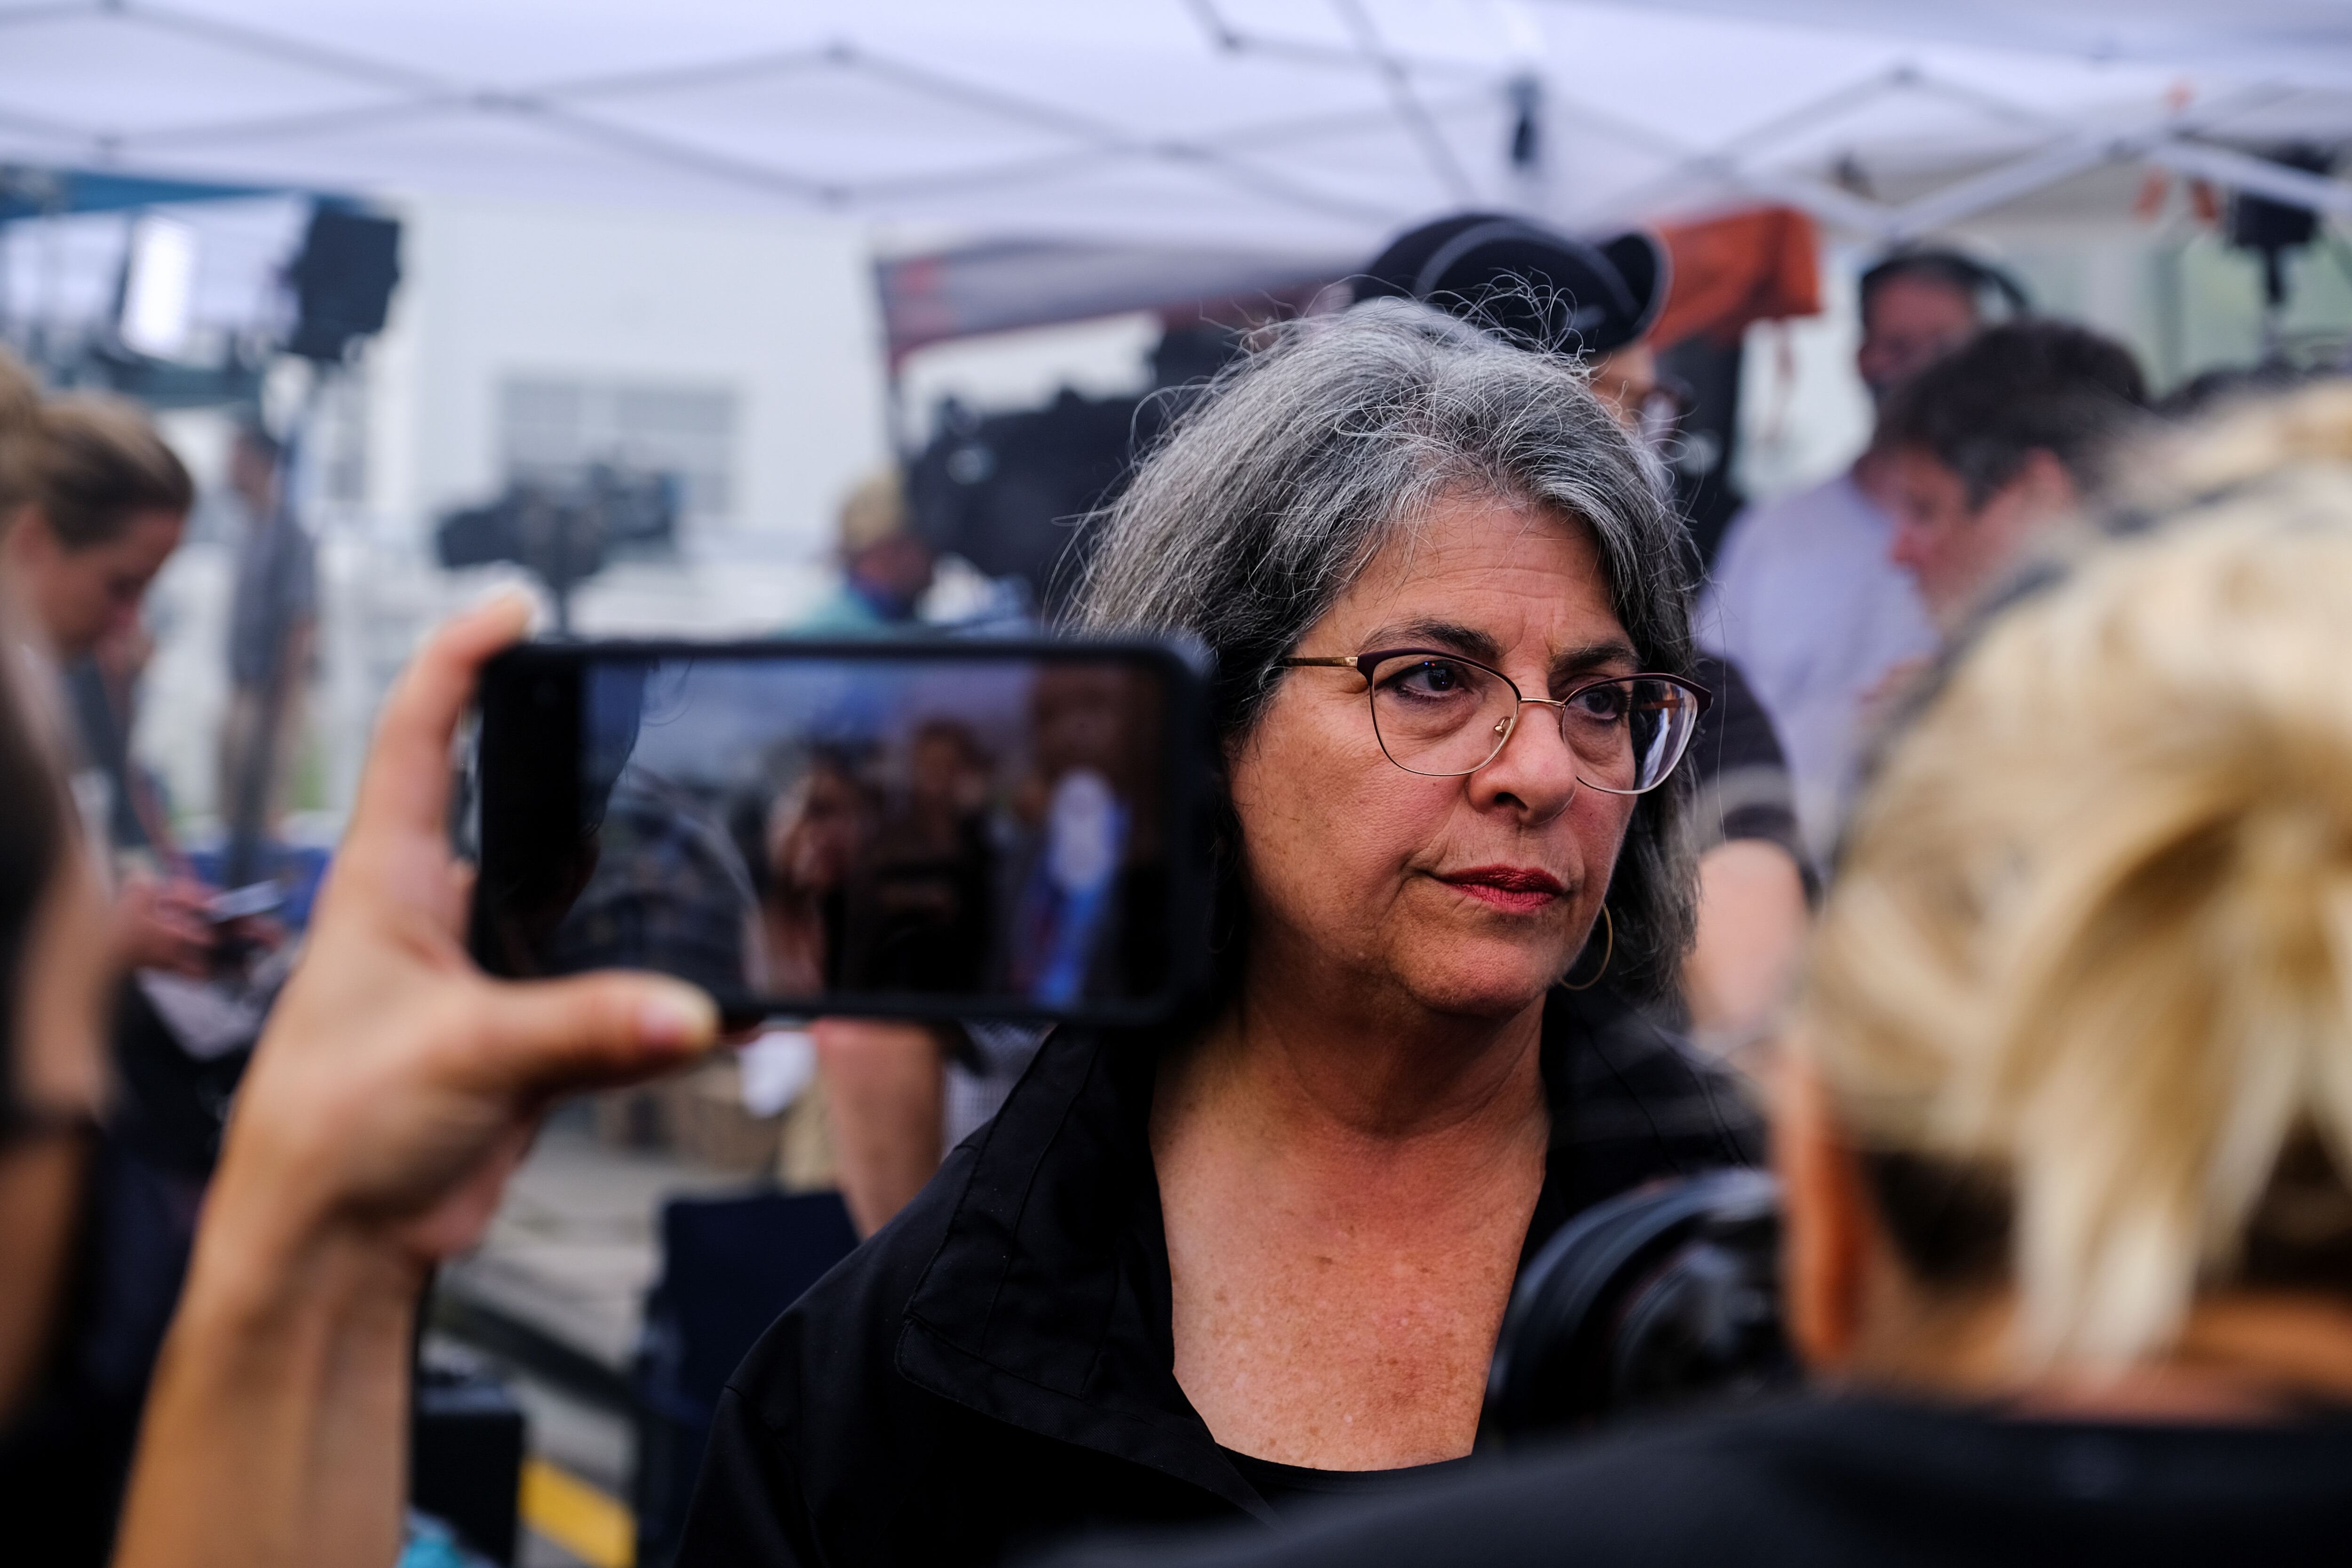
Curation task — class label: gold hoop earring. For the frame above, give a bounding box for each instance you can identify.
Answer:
[1562,905,1614,992]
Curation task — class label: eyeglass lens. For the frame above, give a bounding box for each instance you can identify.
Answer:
[1366,657,1699,791]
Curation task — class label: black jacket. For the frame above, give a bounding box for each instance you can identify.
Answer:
[1042,1394,2352,1568]
[676,987,1761,1568]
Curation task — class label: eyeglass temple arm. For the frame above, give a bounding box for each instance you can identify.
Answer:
[1275,655,1365,684]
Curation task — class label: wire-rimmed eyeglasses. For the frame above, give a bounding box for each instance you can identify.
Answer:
[1277,648,1711,793]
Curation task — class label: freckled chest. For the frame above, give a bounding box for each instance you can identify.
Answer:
[1159,1137,1543,1469]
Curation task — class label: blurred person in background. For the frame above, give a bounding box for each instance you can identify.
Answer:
[1359,212,1809,1055]
[792,470,980,1212]
[1054,379,2352,1568]
[0,599,111,1449]
[1700,250,2005,867]
[0,347,111,1441]
[794,468,937,636]
[217,422,317,880]
[677,301,1756,1568]
[1881,318,2148,633]
[795,466,1053,1232]
[1,392,297,1565]
[0,616,123,1560]
[2,396,208,977]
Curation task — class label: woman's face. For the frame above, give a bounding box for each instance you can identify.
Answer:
[19,509,184,658]
[1229,493,1642,1019]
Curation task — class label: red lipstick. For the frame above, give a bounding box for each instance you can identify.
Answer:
[1437,865,1566,914]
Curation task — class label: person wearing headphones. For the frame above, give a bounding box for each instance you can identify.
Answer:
[1879,318,2147,633]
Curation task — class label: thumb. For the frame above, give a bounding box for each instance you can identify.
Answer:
[470,971,720,1095]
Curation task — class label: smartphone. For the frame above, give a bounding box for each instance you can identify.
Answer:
[469,637,1214,1028]
[205,882,284,923]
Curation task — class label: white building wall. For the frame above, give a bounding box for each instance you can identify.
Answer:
[364,195,889,551]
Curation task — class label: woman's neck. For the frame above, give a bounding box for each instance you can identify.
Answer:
[1165,954,1549,1154]
[1150,953,1551,1469]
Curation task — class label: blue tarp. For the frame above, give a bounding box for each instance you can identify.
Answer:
[0,166,287,225]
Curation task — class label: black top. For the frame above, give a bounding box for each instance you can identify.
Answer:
[675,987,1760,1568]
[1687,653,1806,883]
[1219,1450,1472,1515]
[1048,1393,2352,1568]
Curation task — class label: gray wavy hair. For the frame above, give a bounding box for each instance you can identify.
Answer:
[1069,298,1697,999]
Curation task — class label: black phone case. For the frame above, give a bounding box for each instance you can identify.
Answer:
[468,636,1215,1030]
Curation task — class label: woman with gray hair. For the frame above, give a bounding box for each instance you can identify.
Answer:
[677,301,1759,1568]
[1034,381,2352,1568]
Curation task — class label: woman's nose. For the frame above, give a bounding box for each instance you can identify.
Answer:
[1466,704,1580,820]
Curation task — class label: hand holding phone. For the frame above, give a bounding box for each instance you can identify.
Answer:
[110,876,216,979]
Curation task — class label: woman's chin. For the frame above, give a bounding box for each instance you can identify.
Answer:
[1384,939,1565,1019]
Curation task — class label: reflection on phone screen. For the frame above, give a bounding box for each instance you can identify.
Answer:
[485,652,1179,1019]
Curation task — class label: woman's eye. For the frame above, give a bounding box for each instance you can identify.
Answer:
[1390,660,1472,696]
[1570,685,1629,721]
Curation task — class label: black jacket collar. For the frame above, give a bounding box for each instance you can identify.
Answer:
[895,987,1760,1513]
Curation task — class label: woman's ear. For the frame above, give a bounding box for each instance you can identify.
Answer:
[1772,1049,1875,1372]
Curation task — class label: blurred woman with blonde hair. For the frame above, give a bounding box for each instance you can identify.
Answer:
[1081,383,2352,1568]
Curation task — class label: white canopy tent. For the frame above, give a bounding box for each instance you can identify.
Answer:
[7,0,2348,838]
[2,0,2349,259]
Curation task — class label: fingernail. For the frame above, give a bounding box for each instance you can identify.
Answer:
[638,984,718,1052]
[477,585,539,633]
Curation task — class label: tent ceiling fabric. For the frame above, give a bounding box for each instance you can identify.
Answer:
[1,0,2348,253]
[1627,2,2352,91]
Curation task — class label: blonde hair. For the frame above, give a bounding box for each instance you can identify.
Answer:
[1799,380,2352,1367]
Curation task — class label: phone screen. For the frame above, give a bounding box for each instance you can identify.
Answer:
[471,639,1209,1027]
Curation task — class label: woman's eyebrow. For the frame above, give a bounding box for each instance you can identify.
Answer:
[1553,639,1640,681]
[1365,618,1502,662]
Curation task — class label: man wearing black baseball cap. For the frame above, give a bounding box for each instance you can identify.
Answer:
[1355,213,1810,1055]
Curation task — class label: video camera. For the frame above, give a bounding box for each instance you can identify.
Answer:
[1485,1169,1796,1445]
[437,466,681,630]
